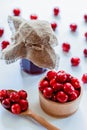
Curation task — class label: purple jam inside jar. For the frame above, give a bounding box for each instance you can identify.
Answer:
[20,59,46,74]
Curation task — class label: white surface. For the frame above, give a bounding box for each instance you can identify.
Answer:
[0,0,87,130]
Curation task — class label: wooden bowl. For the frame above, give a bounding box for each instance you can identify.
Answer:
[39,86,83,117]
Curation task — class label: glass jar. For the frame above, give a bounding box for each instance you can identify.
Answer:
[20,59,46,74]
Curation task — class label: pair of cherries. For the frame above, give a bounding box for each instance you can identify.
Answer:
[13,8,38,20]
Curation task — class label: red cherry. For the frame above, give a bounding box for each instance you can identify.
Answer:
[70,24,77,32]
[1,41,10,49]
[69,91,78,101]
[82,73,87,83]
[50,78,56,87]
[71,57,80,66]
[10,92,20,103]
[52,83,63,92]
[2,98,11,109]
[84,14,87,22]
[6,90,11,98]
[83,49,87,57]
[0,28,4,37]
[43,87,53,99]
[39,79,49,92]
[0,89,8,101]
[19,99,28,111]
[30,14,38,20]
[52,94,57,102]
[51,22,57,31]
[56,91,68,103]
[13,8,21,16]
[56,72,67,83]
[11,104,21,114]
[75,90,80,97]
[18,90,27,100]
[63,83,75,95]
[71,77,81,89]
[84,32,87,39]
[66,73,72,82]
[47,70,57,80]
[62,42,70,52]
[53,7,60,16]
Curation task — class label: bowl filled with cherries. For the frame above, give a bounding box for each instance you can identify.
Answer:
[38,70,83,117]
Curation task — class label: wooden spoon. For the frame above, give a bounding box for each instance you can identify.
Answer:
[1,90,60,130]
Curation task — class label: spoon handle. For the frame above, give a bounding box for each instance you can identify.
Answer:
[28,110,60,130]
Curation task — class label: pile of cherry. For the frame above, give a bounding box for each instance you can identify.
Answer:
[0,89,28,114]
[39,70,81,103]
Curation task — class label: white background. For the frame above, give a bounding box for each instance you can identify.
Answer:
[0,0,87,130]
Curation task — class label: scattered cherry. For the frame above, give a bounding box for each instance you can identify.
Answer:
[70,24,77,32]
[13,8,21,16]
[84,14,87,22]
[62,42,70,52]
[53,7,60,16]
[51,22,57,31]
[83,48,87,57]
[1,41,10,49]
[71,57,80,66]
[30,14,38,20]
[82,73,87,83]
[84,32,87,39]
[0,28,4,37]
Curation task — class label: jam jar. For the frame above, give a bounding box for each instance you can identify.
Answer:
[20,59,46,74]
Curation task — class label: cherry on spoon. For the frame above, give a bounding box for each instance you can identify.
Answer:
[0,89,60,130]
